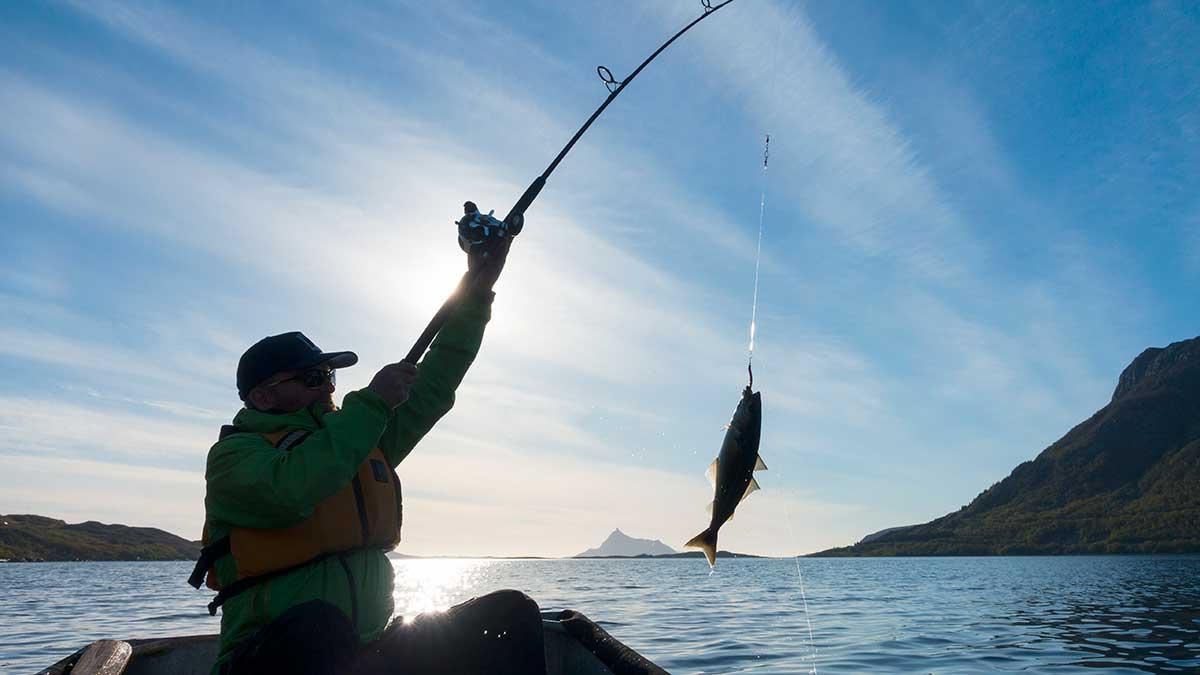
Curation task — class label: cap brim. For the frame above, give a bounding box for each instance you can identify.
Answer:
[295,350,358,370]
[320,351,358,369]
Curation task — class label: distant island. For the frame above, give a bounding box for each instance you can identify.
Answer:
[574,529,762,559]
[818,336,1200,556]
[572,551,764,560]
[0,514,199,562]
[575,529,677,557]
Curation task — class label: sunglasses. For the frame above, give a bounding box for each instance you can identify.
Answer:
[266,367,335,390]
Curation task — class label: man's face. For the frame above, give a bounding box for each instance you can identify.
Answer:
[252,367,336,414]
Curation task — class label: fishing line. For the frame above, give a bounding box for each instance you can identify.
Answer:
[750,131,819,673]
[785,500,820,675]
[750,8,819,672]
[747,133,768,389]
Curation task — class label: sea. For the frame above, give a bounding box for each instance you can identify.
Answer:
[2,556,1199,673]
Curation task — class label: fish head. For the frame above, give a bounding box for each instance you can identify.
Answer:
[731,388,762,436]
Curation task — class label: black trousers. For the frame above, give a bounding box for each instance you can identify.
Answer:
[223,590,547,675]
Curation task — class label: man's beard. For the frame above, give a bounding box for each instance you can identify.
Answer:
[311,396,338,415]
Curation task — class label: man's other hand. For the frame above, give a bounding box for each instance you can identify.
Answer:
[367,362,419,408]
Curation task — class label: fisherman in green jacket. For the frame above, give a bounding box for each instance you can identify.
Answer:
[192,239,546,674]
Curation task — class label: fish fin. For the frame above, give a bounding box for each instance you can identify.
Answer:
[754,455,768,471]
[684,528,718,567]
[741,477,760,501]
[705,459,719,488]
[705,500,714,516]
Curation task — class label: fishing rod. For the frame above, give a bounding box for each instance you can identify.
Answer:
[403,0,738,365]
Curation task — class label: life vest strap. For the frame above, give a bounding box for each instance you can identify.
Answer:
[189,536,231,589]
[196,428,397,615]
[275,429,311,452]
[190,430,312,591]
[204,549,358,615]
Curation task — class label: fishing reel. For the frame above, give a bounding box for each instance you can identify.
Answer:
[456,201,522,255]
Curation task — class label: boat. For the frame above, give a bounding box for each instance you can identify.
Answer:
[37,609,668,674]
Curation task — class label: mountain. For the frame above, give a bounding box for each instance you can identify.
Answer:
[818,336,1200,556]
[857,525,916,545]
[575,529,678,557]
[0,514,200,562]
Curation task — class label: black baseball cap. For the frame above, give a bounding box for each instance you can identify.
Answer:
[237,331,358,400]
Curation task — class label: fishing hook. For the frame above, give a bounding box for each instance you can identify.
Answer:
[404,0,739,364]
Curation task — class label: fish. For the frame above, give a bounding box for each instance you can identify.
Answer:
[685,386,765,566]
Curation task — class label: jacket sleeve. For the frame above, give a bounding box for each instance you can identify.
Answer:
[379,290,494,466]
[204,389,392,529]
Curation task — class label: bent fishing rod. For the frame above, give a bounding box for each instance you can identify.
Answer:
[403,0,737,365]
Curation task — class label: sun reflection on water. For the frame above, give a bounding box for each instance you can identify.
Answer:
[390,558,493,624]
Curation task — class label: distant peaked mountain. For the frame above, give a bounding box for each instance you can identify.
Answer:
[0,514,199,561]
[820,336,1200,556]
[575,529,677,557]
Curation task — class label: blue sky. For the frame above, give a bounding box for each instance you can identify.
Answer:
[1,0,1197,557]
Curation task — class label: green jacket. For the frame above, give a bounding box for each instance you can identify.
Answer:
[202,292,493,670]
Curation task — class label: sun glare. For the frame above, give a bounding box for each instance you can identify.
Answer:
[365,243,467,326]
[390,558,493,624]
[416,251,469,312]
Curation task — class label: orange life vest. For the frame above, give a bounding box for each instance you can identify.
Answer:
[189,428,402,612]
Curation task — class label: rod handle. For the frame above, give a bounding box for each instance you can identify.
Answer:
[503,176,546,229]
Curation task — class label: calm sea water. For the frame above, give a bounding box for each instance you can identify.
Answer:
[2,556,1199,673]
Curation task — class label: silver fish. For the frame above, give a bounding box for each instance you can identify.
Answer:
[685,386,765,566]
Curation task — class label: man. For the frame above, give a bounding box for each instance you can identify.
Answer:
[191,240,546,674]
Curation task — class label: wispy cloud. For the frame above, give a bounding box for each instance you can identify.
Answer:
[1184,207,1200,277]
[0,325,180,382]
[62,385,225,423]
[0,396,213,466]
[0,453,202,538]
[660,2,985,284]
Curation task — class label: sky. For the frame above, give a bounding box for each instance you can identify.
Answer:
[1,0,1197,558]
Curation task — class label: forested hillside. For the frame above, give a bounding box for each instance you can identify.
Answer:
[819,336,1200,556]
[0,514,199,561]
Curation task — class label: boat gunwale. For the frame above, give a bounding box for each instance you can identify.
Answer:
[37,610,665,674]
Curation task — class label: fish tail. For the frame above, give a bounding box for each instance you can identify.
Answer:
[684,528,718,567]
